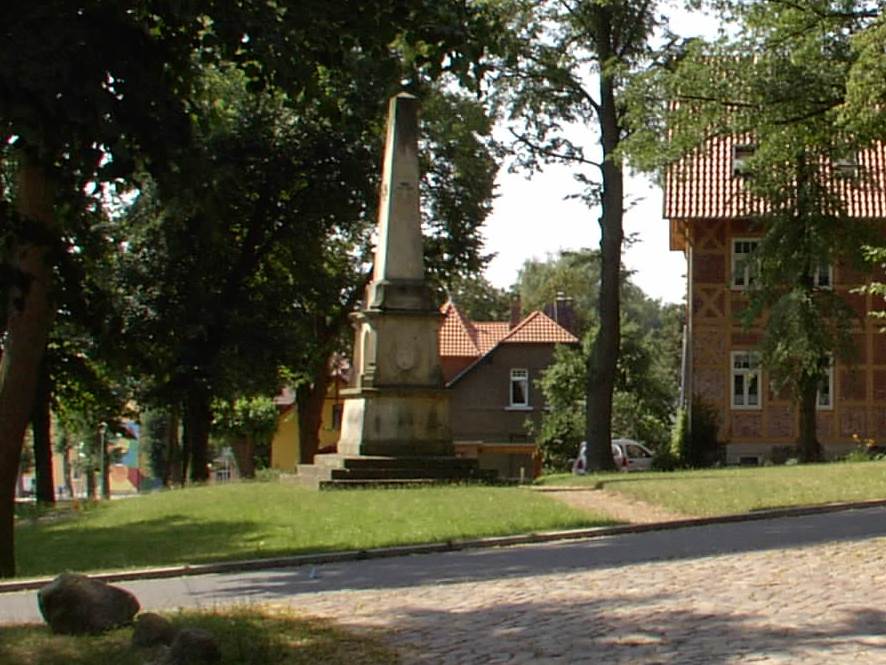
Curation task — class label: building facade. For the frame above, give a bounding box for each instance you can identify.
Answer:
[439,302,578,478]
[665,137,886,463]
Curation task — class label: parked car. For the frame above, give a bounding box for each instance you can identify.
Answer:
[611,438,654,472]
[572,438,655,474]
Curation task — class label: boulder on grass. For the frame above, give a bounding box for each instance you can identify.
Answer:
[167,628,221,664]
[37,573,140,635]
[132,612,178,648]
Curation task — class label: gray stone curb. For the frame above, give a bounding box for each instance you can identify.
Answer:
[4,496,886,595]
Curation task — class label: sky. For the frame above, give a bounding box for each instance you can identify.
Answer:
[481,4,723,305]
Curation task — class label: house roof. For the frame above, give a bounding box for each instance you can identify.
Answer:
[439,301,578,385]
[500,310,579,345]
[664,136,886,222]
[439,301,482,357]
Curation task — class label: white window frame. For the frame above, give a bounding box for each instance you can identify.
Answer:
[834,152,860,178]
[733,144,756,176]
[817,362,834,410]
[732,238,760,290]
[732,351,762,410]
[813,260,833,289]
[508,368,530,409]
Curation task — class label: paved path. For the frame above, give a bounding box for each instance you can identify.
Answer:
[6,507,886,663]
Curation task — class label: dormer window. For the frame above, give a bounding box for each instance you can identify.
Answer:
[834,152,860,178]
[733,144,756,177]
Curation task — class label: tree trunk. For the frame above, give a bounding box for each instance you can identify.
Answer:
[61,434,75,500]
[31,356,55,504]
[180,405,192,484]
[584,8,622,472]
[185,391,212,483]
[797,375,822,463]
[164,407,181,487]
[297,364,333,465]
[86,467,97,501]
[231,436,256,478]
[0,155,57,577]
[100,425,110,500]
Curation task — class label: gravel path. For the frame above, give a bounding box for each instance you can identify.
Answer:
[533,487,690,524]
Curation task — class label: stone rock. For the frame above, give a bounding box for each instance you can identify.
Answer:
[37,573,140,635]
[167,628,221,664]
[132,612,178,648]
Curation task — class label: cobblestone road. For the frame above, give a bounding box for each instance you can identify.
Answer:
[291,533,886,664]
[5,508,886,663]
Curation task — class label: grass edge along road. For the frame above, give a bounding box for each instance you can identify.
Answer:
[0,605,398,665]
[537,459,886,517]
[14,483,612,579]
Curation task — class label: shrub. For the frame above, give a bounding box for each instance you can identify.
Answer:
[670,396,721,468]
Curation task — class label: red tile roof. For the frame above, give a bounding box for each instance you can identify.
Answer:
[438,301,578,384]
[439,301,481,357]
[664,136,886,221]
[500,311,579,344]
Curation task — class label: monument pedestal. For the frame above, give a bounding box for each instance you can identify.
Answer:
[337,387,453,457]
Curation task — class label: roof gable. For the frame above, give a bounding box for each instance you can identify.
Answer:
[500,311,579,345]
[439,302,578,385]
[439,301,481,357]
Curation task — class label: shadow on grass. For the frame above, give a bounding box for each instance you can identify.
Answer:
[0,607,397,665]
[15,515,271,578]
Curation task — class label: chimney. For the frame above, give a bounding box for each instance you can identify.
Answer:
[552,292,577,335]
[509,296,522,329]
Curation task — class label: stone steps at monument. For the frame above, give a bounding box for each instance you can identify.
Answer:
[293,454,495,490]
[313,454,480,471]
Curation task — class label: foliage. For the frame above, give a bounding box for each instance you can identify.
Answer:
[0,0,507,575]
[141,409,179,484]
[14,483,610,577]
[212,396,279,471]
[445,273,513,322]
[534,312,679,472]
[517,249,673,337]
[669,397,722,468]
[0,606,398,665]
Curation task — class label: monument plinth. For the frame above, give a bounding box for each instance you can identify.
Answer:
[296,93,485,487]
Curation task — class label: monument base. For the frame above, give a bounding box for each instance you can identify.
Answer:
[336,386,454,457]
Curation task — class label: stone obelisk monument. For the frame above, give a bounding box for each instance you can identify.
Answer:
[336,93,454,458]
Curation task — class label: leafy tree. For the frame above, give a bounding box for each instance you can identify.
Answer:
[516,248,674,336]
[493,0,662,471]
[446,274,513,322]
[629,0,880,461]
[212,396,278,478]
[535,312,680,471]
[0,0,504,577]
[142,408,182,488]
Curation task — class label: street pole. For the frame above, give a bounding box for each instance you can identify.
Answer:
[98,422,109,500]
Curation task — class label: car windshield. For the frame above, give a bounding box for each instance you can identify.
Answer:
[625,444,651,458]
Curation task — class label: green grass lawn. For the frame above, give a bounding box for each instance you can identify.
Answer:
[14,483,611,578]
[537,460,886,516]
[0,606,398,665]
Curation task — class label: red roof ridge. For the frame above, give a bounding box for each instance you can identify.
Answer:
[501,310,579,345]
